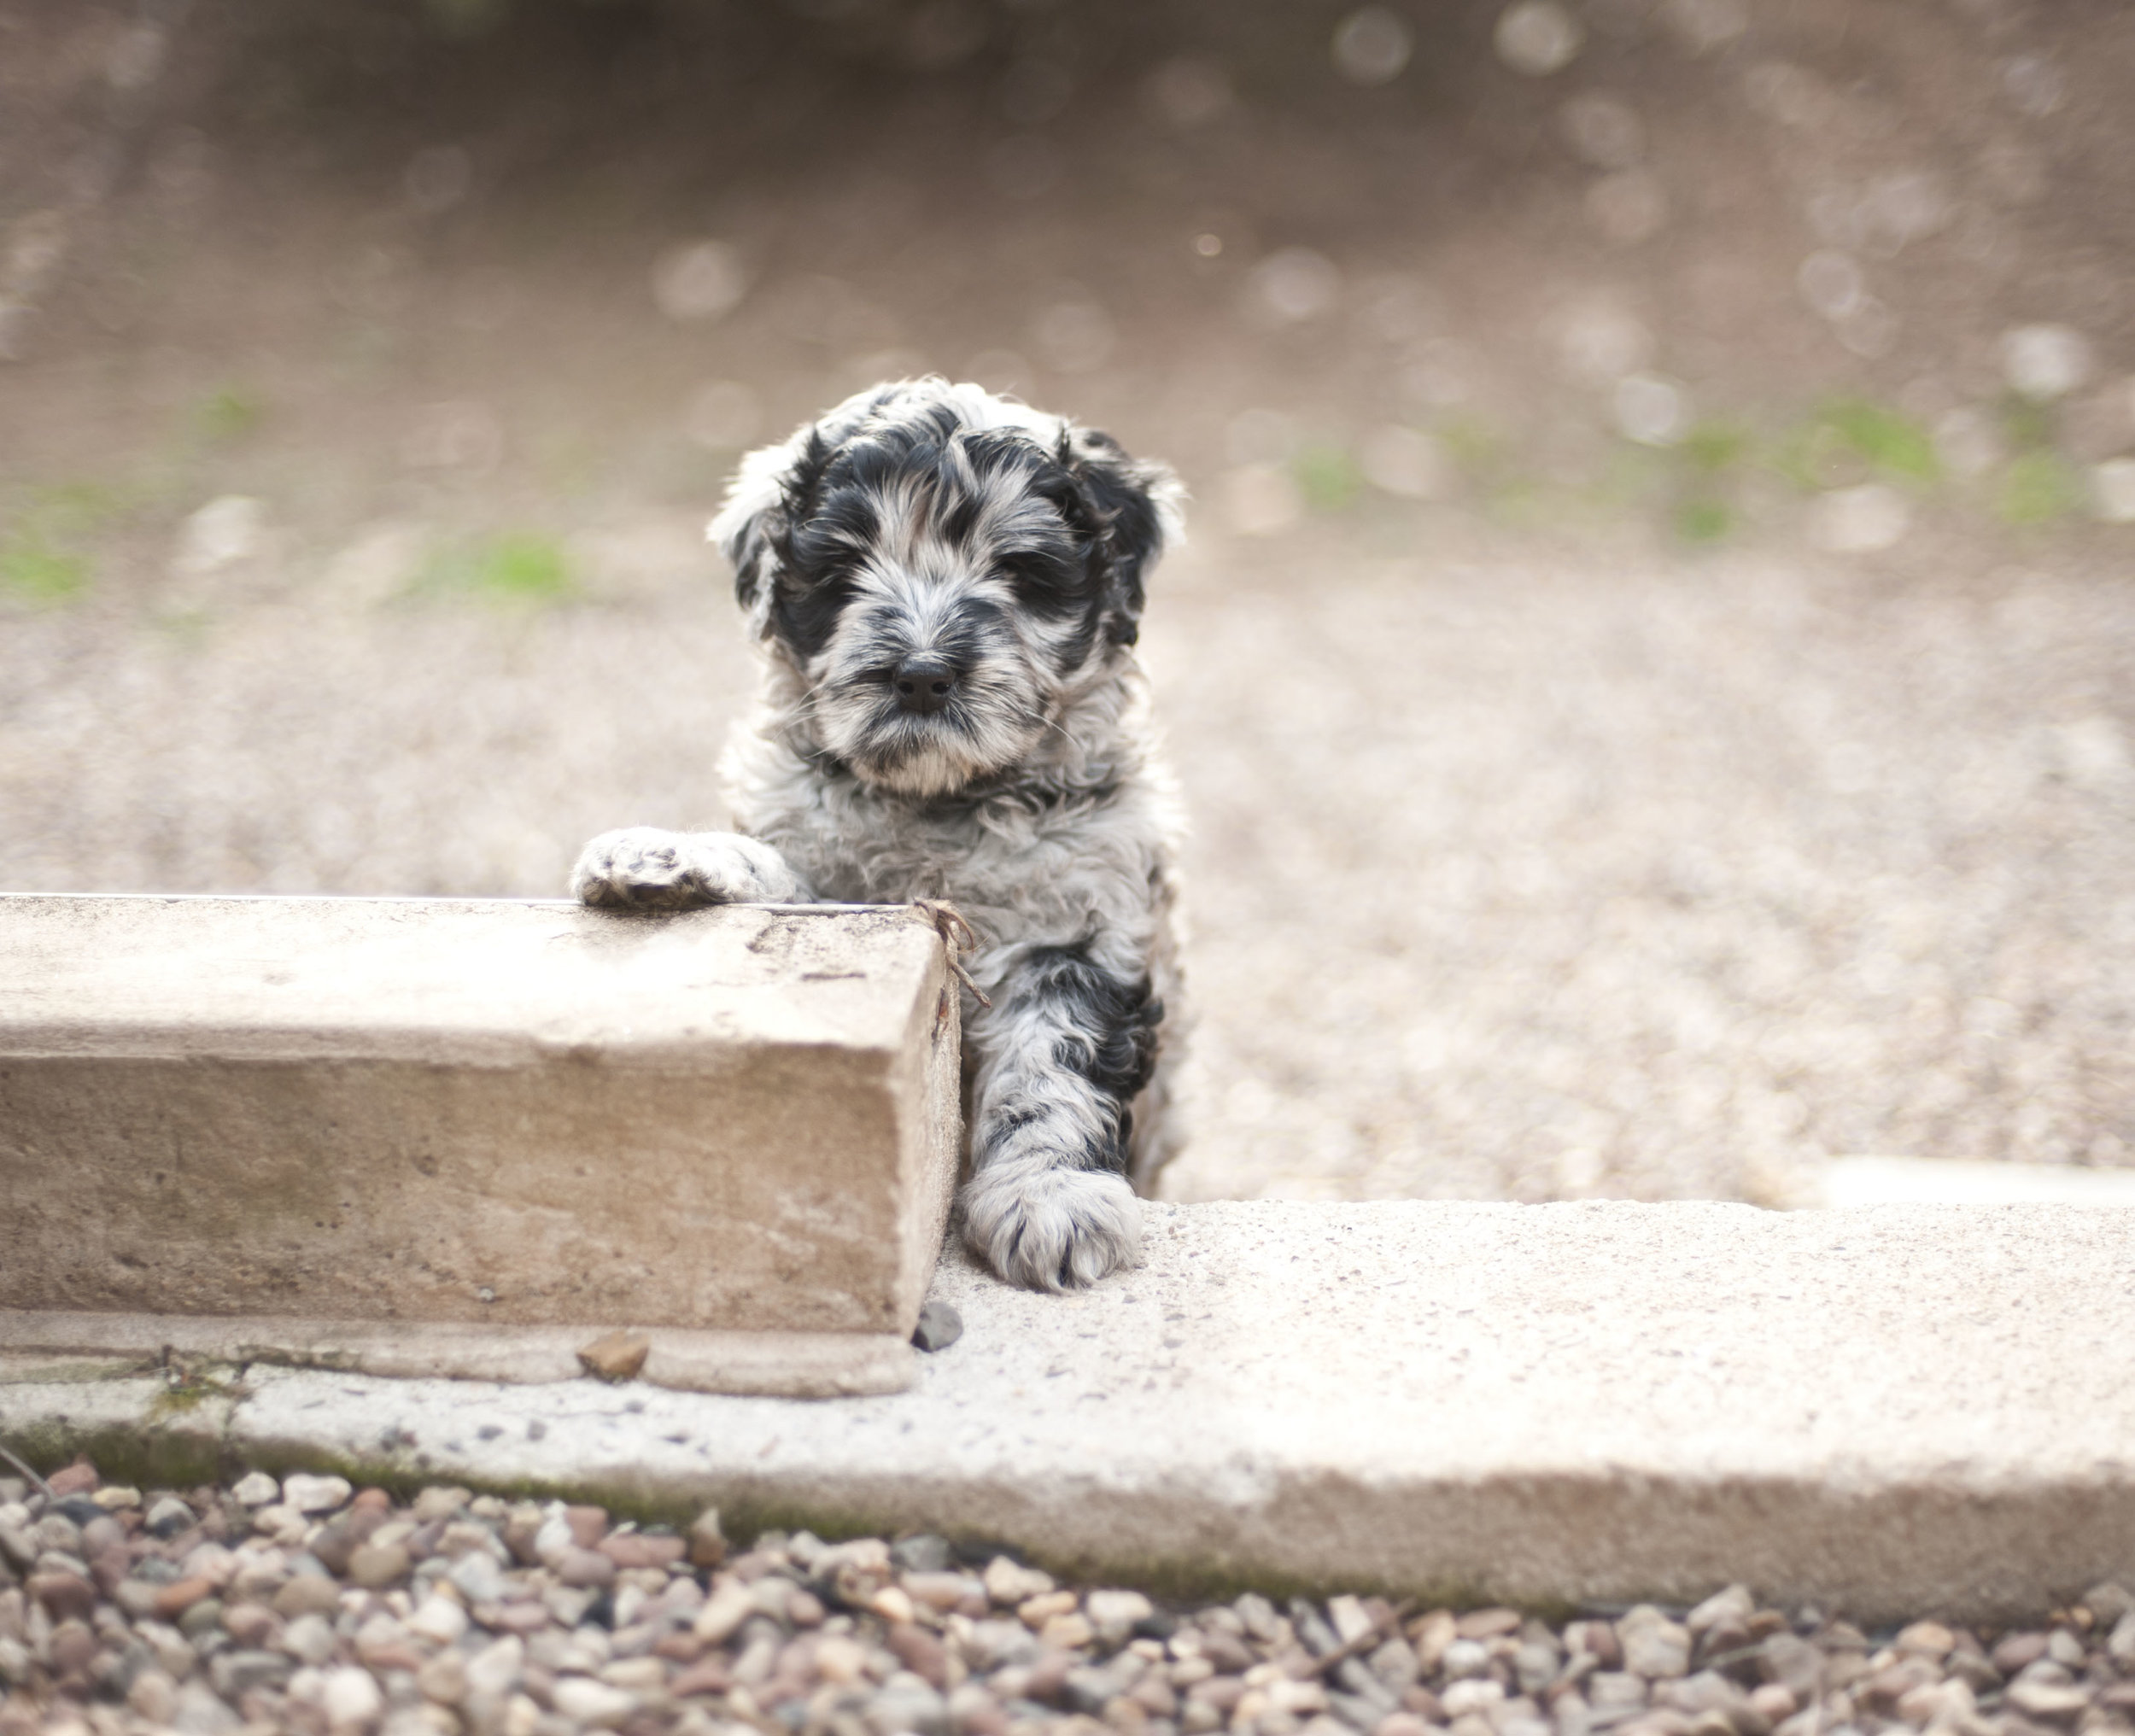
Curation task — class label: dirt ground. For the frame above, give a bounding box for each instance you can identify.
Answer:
[3,0,2132,1203]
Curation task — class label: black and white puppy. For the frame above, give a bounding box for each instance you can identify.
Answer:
[571,378,1186,1291]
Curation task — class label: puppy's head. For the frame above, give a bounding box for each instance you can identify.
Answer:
[710,378,1181,798]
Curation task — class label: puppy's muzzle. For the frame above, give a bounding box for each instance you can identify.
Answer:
[892,655,960,716]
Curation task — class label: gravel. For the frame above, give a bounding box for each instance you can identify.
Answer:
[4,1463,2135,1736]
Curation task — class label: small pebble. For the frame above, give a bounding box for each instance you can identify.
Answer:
[576,1330,652,1382]
[44,1461,100,1499]
[282,1473,354,1515]
[912,1299,964,1352]
[231,1471,281,1507]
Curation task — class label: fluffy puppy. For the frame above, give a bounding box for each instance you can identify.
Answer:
[572,378,1186,1290]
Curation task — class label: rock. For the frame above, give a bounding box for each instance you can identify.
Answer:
[981,1555,1049,1606]
[27,1569,97,1622]
[600,1656,668,1692]
[600,1532,684,1571]
[552,1674,640,1727]
[210,1646,295,1698]
[231,1472,281,1508]
[576,1331,652,1382]
[693,1580,756,1645]
[1619,1608,1693,1679]
[1442,1639,1492,1680]
[1993,1633,2049,1675]
[273,1575,343,1620]
[2085,1584,2135,1629]
[47,1617,96,1675]
[1687,1587,1754,1634]
[2007,1680,2093,1721]
[45,1461,99,1499]
[892,1533,956,1575]
[564,1505,610,1547]
[464,1634,525,1698]
[687,1506,727,1569]
[178,1596,226,1640]
[348,1541,412,1589]
[115,1578,167,1619]
[282,1474,353,1515]
[1087,1588,1156,1645]
[418,1648,469,1705]
[128,1667,180,1724]
[323,1663,384,1726]
[1896,1622,1954,1658]
[2109,1611,2135,1668]
[869,1678,950,1736]
[672,1659,734,1697]
[411,1486,471,1523]
[912,1301,964,1353]
[891,1621,951,1687]
[225,1600,280,1648]
[145,1496,197,1539]
[173,1679,241,1735]
[279,1612,338,1665]
[449,1551,508,1604]
[407,1595,471,1645]
[1020,1588,1078,1628]
[1442,1680,1506,1718]
[557,1547,617,1588]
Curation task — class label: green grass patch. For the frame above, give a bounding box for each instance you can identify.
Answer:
[0,482,137,603]
[0,538,89,600]
[195,384,265,443]
[1778,399,1938,492]
[1674,498,1734,543]
[1997,451,2085,525]
[1292,444,1363,514]
[420,531,576,602]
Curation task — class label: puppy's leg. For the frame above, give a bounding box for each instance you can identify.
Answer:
[960,942,1163,1290]
[571,827,813,909]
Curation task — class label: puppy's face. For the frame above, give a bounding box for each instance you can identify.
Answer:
[713,381,1177,798]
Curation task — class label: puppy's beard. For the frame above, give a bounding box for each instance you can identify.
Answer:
[810,667,1047,797]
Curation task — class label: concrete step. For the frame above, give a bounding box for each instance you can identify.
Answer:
[0,893,962,1395]
[5,1199,2130,1620]
[1810,1154,2135,1207]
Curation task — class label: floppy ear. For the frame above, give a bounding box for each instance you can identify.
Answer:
[707,439,789,634]
[1059,426,1184,648]
[711,385,909,635]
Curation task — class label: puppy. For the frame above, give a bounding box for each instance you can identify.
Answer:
[572,378,1186,1291]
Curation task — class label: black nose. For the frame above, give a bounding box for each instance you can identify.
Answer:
[892,657,958,716]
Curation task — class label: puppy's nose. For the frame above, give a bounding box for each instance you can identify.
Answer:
[892,656,958,716]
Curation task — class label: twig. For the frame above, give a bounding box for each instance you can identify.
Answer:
[0,1442,55,1500]
[912,899,992,1008]
[1302,1603,1409,1678]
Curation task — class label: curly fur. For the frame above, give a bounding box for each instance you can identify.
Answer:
[573,378,1186,1291]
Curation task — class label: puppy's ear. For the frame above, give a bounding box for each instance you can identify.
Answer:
[1060,426,1184,648]
[708,428,831,636]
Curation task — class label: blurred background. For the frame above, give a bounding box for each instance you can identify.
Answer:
[3,0,2132,1208]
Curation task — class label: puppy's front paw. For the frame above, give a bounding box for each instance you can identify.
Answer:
[572,827,715,909]
[962,1166,1143,1291]
[572,827,806,909]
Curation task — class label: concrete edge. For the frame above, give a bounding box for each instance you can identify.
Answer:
[0,1312,915,1398]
